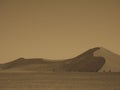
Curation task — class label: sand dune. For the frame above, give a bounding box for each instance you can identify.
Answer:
[0,47,120,72]
[94,47,120,72]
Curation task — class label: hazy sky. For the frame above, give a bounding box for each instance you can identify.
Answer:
[0,0,120,63]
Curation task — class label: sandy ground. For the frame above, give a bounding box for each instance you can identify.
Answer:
[0,72,119,90]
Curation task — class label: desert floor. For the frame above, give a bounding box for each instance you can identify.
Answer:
[0,72,119,90]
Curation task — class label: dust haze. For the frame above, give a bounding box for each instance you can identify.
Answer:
[0,0,120,63]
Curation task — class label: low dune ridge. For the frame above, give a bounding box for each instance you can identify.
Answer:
[0,47,120,72]
[0,47,105,72]
[94,47,120,72]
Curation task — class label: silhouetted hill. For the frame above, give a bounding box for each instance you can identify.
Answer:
[1,47,120,72]
[94,47,120,72]
[0,47,107,72]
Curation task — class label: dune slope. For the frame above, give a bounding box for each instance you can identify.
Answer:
[0,47,105,72]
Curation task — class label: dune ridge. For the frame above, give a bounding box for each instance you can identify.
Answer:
[94,47,120,72]
[0,47,119,72]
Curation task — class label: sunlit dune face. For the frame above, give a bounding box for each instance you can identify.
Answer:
[0,0,120,63]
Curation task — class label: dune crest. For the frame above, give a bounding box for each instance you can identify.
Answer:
[0,47,120,72]
[94,47,120,72]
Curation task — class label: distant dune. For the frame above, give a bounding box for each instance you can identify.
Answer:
[0,47,120,72]
[94,47,120,72]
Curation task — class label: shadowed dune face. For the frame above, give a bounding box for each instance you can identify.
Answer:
[94,48,120,72]
[65,47,105,72]
[0,47,106,72]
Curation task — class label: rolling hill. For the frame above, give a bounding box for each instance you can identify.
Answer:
[0,47,120,72]
[94,47,120,72]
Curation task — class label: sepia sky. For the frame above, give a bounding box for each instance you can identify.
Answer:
[0,0,120,63]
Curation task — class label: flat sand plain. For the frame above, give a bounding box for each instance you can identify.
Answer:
[0,72,119,90]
